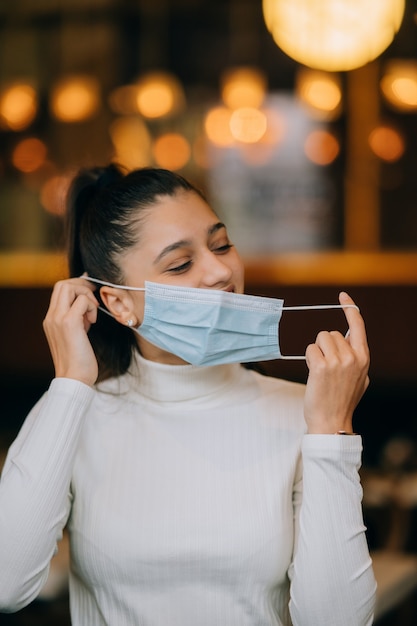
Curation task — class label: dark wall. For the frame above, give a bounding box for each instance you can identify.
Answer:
[1,284,416,466]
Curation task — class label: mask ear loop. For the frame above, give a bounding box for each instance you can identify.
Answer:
[81,275,145,320]
[279,304,359,360]
[82,276,145,291]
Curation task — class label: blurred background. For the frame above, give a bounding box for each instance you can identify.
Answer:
[1,0,417,624]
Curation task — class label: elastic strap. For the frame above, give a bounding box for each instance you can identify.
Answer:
[82,276,145,291]
[280,304,358,360]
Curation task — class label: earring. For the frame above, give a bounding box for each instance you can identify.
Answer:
[126,319,134,327]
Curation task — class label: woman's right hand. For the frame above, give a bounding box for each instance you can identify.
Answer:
[43,277,99,386]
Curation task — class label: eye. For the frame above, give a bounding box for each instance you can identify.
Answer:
[166,260,193,273]
[212,243,234,254]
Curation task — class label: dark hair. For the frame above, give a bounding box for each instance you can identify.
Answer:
[66,164,205,382]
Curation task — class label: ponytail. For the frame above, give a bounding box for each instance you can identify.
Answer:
[66,164,123,278]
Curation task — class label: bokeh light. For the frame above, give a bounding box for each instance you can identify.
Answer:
[0,83,38,131]
[381,60,417,111]
[152,133,191,170]
[136,72,185,119]
[204,107,234,146]
[304,129,340,165]
[50,75,101,122]
[229,107,267,144]
[368,125,405,162]
[296,69,342,120]
[12,138,47,173]
[221,67,267,110]
[40,174,72,215]
[109,116,152,170]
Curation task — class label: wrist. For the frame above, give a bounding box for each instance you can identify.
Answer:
[306,419,354,435]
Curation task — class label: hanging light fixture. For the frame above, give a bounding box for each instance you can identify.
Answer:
[262,0,405,72]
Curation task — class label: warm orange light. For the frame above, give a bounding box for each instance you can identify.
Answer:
[12,138,47,173]
[109,116,152,170]
[40,174,72,216]
[221,67,267,110]
[0,83,37,131]
[296,69,342,120]
[50,75,100,122]
[204,107,234,146]
[381,60,417,111]
[152,133,191,170]
[229,107,267,144]
[263,0,405,71]
[304,129,340,165]
[368,125,405,162]
[136,72,185,119]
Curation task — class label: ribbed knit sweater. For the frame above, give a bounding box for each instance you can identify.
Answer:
[0,354,376,625]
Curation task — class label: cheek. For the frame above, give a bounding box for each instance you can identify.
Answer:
[231,251,245,290]
[132,292,146,323]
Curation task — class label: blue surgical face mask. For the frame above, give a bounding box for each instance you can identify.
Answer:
[85,277,357,366]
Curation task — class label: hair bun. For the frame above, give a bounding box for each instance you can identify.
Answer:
[94,163,124,191]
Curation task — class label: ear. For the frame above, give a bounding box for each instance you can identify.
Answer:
[99,286,138,327]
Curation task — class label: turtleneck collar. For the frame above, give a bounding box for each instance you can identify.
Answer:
[122,350,245,403]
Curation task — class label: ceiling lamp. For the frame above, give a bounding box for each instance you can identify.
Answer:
[381,60,417,111]
[136,72,185,119]
[50,75,101,123]
[221,67,267,110]
[262,0,405,72]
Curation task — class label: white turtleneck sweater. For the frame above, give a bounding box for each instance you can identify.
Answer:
[0,354,376,625]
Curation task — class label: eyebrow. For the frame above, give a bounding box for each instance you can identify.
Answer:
[153,222,226,265]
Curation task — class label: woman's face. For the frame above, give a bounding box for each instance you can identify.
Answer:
[117,189,245,363]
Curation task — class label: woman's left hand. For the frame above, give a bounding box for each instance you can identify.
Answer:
[303,291,370,434]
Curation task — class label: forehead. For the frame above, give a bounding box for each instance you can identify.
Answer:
[140,191,220,243]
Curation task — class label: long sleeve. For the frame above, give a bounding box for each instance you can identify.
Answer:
[289,435,377,626]
[0,378,93,612]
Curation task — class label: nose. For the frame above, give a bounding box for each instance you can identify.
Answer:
[198,249,233,289]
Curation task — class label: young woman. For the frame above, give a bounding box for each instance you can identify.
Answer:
[0,165,376,625]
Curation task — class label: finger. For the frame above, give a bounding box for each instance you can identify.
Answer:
[70,293,99,328]
[339,291,368,351]
[311,329,345,357]
[49,280,99,315]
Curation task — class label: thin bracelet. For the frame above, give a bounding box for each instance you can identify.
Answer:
[335,430,357,435]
